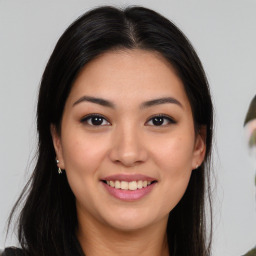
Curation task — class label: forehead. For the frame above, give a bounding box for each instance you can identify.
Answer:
[66,49,191,111]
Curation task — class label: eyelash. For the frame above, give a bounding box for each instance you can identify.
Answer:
[81,114,110,126]
[145,114,176,126]
[80,114,176,127]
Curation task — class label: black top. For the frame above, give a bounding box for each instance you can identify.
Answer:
[1,235,85,256]
[1,238,85,256]
[2,245,256,256]
[1,248,24,256]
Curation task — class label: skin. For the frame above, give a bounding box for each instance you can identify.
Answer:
[52,49,206,256]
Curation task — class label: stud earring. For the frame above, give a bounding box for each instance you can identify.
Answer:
[56,159,62,174]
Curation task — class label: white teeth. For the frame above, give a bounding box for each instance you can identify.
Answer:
[121,181,129,190]
[128,181,137,190]
[137,180,143,189]
[115,180,121,189]
[105,180,153,190]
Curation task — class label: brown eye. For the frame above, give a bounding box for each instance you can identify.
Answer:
[81,114,110,126]
[146,115,176,126]
[152,116,165,126]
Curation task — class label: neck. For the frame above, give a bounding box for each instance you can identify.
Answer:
[77,210,169,256]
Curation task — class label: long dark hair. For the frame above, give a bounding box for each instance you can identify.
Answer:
[8,6,213,256]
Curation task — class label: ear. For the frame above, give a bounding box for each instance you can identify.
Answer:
[50,125,65,169]
[192,125,207,170]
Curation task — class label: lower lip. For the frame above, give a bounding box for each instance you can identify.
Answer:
[102,182,156,201]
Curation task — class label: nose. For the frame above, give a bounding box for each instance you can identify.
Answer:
[109,124,148,167]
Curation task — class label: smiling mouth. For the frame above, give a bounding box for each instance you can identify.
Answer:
[102,180,157,191]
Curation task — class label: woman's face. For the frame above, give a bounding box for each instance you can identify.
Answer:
[52,49,205,232]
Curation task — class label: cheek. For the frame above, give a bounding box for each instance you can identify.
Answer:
[149,133,194,209]
[60,132,109,207]
[61,131,110,177]
[159,138,193,182]
[150,133,195,172]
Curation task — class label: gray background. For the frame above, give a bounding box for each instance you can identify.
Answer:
[1,0,256,255]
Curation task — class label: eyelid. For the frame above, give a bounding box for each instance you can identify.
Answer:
[145,114,176,126]
[80,113,111,126]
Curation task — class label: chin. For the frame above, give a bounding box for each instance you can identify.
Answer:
[107,219,152,232]
[102,208,163,232]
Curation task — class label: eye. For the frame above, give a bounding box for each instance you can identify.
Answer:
[81,114,110,126]
[146,115,176,126]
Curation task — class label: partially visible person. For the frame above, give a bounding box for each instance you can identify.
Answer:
[244,247,256,256]
[243,95,256,256]
[244,95,256,160]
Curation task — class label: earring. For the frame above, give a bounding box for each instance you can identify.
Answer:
[56,159,62,174]
[194,163,199,170]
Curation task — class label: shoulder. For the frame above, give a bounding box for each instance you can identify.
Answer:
[1,247,25,256]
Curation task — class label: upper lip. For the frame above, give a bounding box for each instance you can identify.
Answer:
[101,174,157,182]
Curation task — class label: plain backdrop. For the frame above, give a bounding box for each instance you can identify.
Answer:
[0,1,256,255]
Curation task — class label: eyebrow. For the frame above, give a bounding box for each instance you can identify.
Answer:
[73,96,183,109]
[140,97,183,109]
[73,96,115,108]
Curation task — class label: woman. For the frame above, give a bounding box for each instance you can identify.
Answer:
[3,5,213,256]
